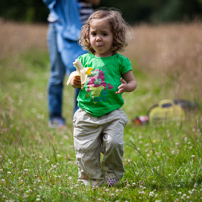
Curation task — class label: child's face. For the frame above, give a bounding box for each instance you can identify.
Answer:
[89,19,113,57]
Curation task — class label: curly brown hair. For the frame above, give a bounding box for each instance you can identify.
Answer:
[79,8,130,53]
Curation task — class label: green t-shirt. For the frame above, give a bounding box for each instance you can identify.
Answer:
[77,52,132,117]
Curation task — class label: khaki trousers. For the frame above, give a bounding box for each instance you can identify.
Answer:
[73,108,128,186]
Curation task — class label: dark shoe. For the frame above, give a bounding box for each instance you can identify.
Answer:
[49,117,66,128]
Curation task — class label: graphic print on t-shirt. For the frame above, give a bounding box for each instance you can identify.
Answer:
[86,69,113,103]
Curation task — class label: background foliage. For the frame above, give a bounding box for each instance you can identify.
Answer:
[0,0,202,23]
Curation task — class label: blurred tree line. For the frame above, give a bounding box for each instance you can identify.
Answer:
[0,0,202,24]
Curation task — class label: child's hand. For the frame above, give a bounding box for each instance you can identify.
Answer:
[116,78,127,94]
[70,76,81,88]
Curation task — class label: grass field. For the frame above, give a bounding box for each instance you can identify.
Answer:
[0,20,202,201]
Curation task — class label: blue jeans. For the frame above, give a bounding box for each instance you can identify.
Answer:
[47,23,85,119]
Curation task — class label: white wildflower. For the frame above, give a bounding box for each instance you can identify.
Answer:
[110,193,115,198]
[132,182,136,186]
[138,135,142,139]
[175,142,179,147]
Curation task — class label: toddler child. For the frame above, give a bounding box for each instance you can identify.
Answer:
[69,8,137,186]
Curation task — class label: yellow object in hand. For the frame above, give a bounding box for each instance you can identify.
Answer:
[66,59,93,89]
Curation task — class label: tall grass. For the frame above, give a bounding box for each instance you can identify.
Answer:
[124,23,202,102]
[0,21,202,201]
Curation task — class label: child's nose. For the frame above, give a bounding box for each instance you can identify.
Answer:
[96,35,102,41]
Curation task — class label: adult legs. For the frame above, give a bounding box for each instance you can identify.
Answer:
[59,37,87,114]
[47,23,66,124]
[47,23,85,127]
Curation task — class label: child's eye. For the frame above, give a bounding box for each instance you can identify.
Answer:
[91,32,96,36]
[102,33,108,36]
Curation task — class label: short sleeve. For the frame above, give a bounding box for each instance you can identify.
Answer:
[120,56,132,75]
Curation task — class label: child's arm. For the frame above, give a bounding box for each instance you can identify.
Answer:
[116,70,137,94]
[70,76,81,88]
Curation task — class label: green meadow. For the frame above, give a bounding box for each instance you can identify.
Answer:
[0,22,202,201]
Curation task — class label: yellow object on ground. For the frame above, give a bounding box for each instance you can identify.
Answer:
[149,99,185,125]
